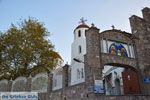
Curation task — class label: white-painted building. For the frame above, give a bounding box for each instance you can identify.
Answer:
[70,23,89,85]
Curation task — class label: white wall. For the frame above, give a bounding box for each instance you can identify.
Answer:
[71,28,87,64]
[52,67,63,90]
[71,27,88,85]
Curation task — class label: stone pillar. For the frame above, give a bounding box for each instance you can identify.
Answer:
[47,73,53,93]
[26,76,32,92]
[7,79,13,92]
[85,26,101,69]
[62,64,69,88]
[84,25,102,97]
[59,64,69,100]
[129,13,150,94]
[142,7,150,23]
[47,73,53,100]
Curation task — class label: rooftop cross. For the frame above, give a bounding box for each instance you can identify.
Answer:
[79,17,87,25]
[111,25,115,30]
[91,23,95,27]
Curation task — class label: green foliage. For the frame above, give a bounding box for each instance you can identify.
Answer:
[0,18,62,80]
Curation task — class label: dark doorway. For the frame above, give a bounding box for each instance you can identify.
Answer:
[115,78,121,95]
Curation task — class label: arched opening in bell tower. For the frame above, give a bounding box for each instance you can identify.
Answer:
[78,30,81,37]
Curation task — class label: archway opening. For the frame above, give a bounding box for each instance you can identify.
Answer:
[102,64,140,95]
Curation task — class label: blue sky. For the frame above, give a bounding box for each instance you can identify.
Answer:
[0,0,150,64]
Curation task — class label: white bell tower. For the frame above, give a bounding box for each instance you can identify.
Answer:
[71,18,89,85]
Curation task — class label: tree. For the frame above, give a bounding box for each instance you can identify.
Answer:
[0,18,62,80]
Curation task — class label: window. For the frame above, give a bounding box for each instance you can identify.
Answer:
[54,79,57,87]
[129,44,135,58]
[77,69,80,79]
[78,30,81,37]
[81,68,84,78]
[101,38,107,53]
[79,46,82,54]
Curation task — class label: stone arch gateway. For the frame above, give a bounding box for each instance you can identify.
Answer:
[85,26,142,95]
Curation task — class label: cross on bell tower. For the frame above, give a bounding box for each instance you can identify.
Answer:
[79,17,87,25]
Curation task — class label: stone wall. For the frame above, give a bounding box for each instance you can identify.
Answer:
[101,53,137,68]
[50,88,150,100]
[0,73,51,100]
[50,83,86,100]
[100,30,133,43]
[129,7,150,94]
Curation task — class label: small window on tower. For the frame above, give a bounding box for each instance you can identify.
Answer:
[78,30,81,37]
[81,68,84,78]
[79,46,82,54]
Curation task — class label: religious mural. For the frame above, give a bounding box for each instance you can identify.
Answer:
[109,43,128,57]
